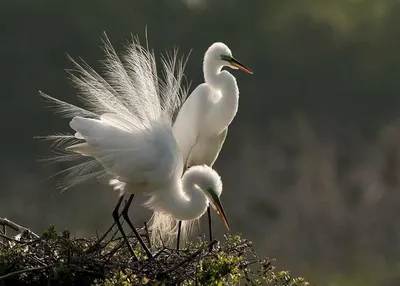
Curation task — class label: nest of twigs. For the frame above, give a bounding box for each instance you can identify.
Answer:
[0,218,310,285]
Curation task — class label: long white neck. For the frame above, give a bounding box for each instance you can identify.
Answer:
[203,57,239,135]
[144,165,222,221]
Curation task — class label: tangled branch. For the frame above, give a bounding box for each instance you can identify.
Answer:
[0,218,310,285]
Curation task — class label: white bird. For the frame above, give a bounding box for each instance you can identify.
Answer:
[148,42,252,248]
[39,33,230,260]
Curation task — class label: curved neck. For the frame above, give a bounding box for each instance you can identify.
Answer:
[203,59,239,135]
[145,166,222,221]
[203,56,223,87]
[146,172,209,221]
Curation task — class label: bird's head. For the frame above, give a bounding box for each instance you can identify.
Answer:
[206,42,253,74]
[184,165,230,231]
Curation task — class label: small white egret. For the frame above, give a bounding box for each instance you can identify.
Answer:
[148,43,253,249]
[39,33,230,260]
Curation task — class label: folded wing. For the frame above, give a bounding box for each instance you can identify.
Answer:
[172,83,213,169]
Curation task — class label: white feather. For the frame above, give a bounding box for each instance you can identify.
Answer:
[40,33,228,250]
[40,32,189,193]
[148,42,244,247]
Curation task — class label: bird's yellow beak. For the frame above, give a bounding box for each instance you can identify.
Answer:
[212,196,231,231]
[230,57,253,74]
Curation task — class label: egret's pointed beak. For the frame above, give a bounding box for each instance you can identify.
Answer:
[212,196,231,231]
[230,57,253,74]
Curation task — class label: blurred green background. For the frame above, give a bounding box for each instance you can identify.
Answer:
[2,0,400,284]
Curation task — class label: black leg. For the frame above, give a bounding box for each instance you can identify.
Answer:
[88,196,124,253]
[207,206,213,242]
[122,194,153,258]
[112,195,138,261]
[176,220,182,250]
[207,206,213,251]
[97,224,114,244]
[94,216,119,248]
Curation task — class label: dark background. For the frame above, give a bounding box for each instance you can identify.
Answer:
[2,0,400,284]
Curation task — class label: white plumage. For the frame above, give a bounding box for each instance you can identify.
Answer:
[148,42,253,247]
[40,33,230,247]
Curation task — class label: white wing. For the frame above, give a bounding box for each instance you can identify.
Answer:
[150,84,228,247]
[172,83,213,168]
[185,127,228,168]
[67,114,181,189]
[212,127,228,165]
[39,33,189,191]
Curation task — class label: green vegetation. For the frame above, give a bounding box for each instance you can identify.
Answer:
[0,224,310,285]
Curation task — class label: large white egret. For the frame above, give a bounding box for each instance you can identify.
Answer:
[148,43,253,249]
[39,33,230,260]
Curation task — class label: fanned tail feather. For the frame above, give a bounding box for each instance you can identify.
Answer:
[36,134,108,192]
[159,48,192,123]
[148,212,199,248]
[39,32,190,195]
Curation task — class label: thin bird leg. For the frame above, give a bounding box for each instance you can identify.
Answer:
[207,206,213,251]
[96,222,117,244]
[176,221,182,250]
[93,196,124,247]
[112,195,138,261]
[121,194,153,258]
